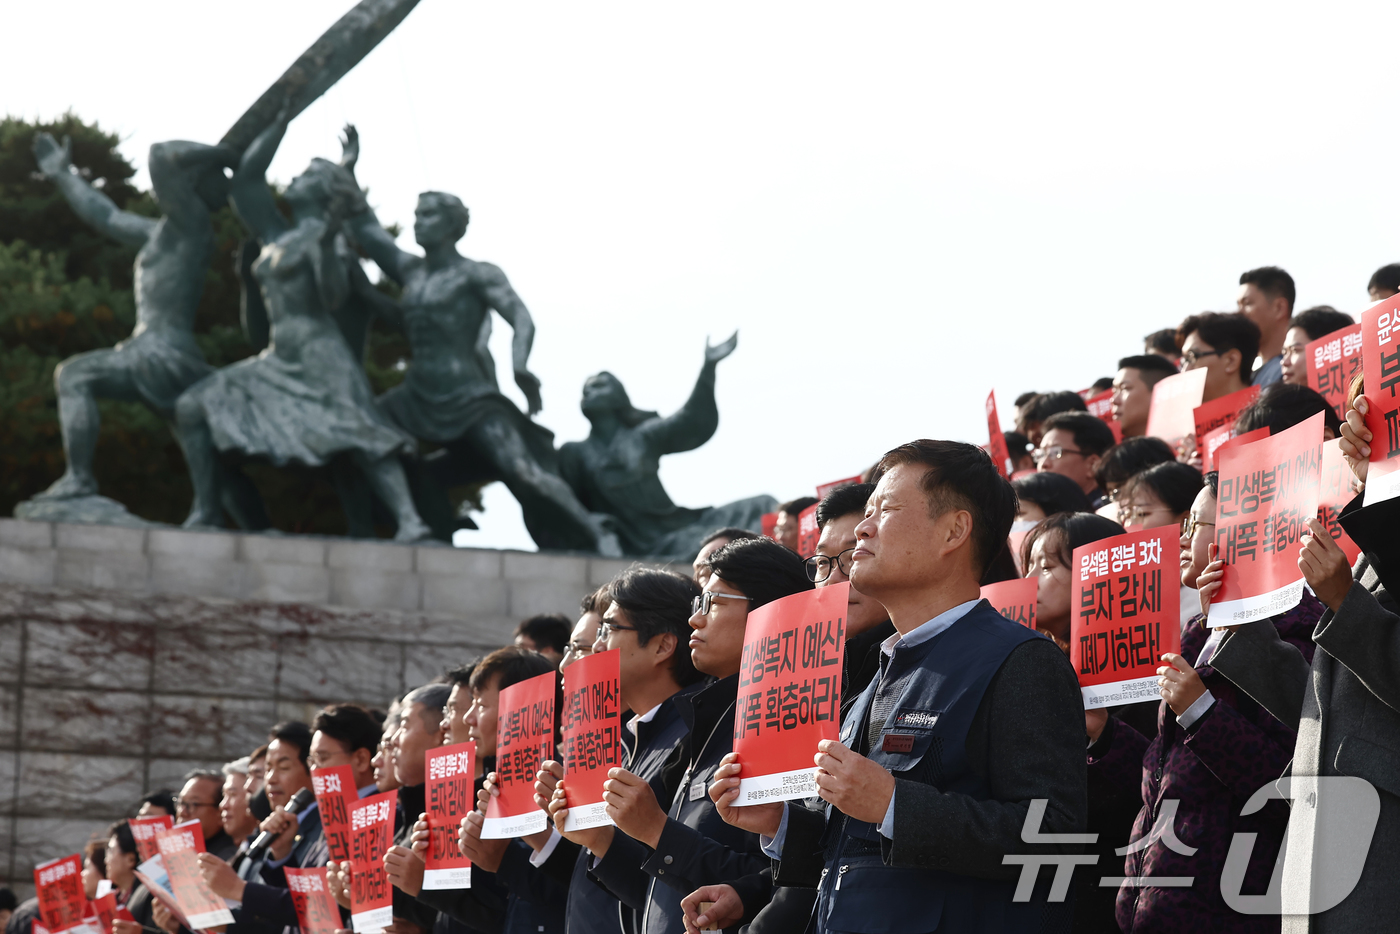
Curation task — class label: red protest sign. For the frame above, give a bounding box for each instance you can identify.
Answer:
[1209,412,1324,626]
[34,855,86,933]
[1361,298,1400,505]
[732,583,847,804]
[980,577,1037,629]
[127,816,172,865]
[91,893,116,934]
[423,742,475,889]
[1200,424,1268,474]
[155,821,233,930]
[795,504,820,559]
[311,765,356,863]
[559,649,623,831]
[1193,384,1260,454]
[1319,437,1362,567]
[1307,322,1364,423]
[348,789,396,933]
[482,670,555,838]
[285,867,344,934]
[760,512,778,541]
[1084,390,1124,443]
[986,391,1011,478]
[815,475,863,499]
[1071,526,1181,708]
[1146,368,1208,454]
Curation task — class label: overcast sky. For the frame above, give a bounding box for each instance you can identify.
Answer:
[7,2,1398,550]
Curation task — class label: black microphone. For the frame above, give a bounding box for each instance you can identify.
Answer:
[247,788,315,860]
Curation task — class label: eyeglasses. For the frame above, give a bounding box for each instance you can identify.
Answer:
[175,798,217,812]
[1181,514,1215,539]
[691,591,754,616]
[1031,445,1084,463]
[597,619,638,639]
[566,640,596,655]
[1181,348,1220,367]
[804,547,855,583]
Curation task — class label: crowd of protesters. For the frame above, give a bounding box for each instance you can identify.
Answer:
[6,261,1400,934]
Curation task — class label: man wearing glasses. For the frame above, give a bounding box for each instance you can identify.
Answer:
[1176,311,1260,403]
[175,769,238,860]
[1034,411,1117,510]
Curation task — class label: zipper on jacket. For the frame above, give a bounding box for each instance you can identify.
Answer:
[835,865,849,890]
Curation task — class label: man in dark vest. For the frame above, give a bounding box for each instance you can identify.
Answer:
[709,439,1087,931]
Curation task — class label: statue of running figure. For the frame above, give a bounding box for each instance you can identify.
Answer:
[29,133,233,502]
[347,187,621,554]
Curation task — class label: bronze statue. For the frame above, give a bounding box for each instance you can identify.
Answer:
[558,335,775,560]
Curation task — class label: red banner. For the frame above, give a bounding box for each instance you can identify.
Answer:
[796,504,820,559]
[127,816,172,865]
[732,583,847,804]
[1193,384,1261,454]
[482,671,555,838]
[815,475,863,499]
[1319,437,1362,567]
[1071,526,1181,708]
[155,821,233,930]
[423,742,475,889]
[347,789,396,933]
[1307,322,1364,423]
[34,855,86,934]
[1200,423,1267,474]
[91,893,116,934]
[1361,298,1400,505]
[1209,412,1324,626]
[559,649,622,831]
[980,577,1038,629]
[311,765,356,863]
[760,512,778,541]
[284,867,343,934]
[1146,368,1208,454]
[986,391,1010,478]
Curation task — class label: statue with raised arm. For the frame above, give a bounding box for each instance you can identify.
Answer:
[18,133,237,525]
[347,182,621,554]
[174,107,430,542]
[558,335,776,561]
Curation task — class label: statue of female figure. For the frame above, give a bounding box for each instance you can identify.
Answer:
[174,107,430,541]
[558,333,775,560]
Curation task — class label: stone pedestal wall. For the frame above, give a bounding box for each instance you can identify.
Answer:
[0,519,638,896]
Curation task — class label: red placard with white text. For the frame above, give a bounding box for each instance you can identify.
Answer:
[760,513,778,541]
[311,765,355,863]
[91,893,116,934]
[1084,390,1124,442]
[1202,425,1269,473]
[1146,368,1208,454]
[1361,298,1400,505]
[1307,323,1363,423]
[127,815,172,864]
[482,671,555,838]
[986,391,1011,478]
[347,789,396,933]
[1318,437,1362,567]
[980,577,1038,629]
[560,649,623,831]
[424,742,475,889]
[155,821,234,930]
[816,475,863,499]
[284,867,343,934]
[1071,527,1181,708]
[1209,413,1324,626]
[796,504,820,558]
[732,584,847,804]
[34,855,86,934]
[1193,384,1261,454]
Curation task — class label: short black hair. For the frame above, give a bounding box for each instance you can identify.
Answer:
[1240,266,1296,312]
[1368,263,1400,295]
[1011,472,1091,517]
[777,496,818,517]
[1093,436,1176,490]
[268,721,314,771]
[311,703,381,755]
[1021,512,1126,572]
[444,663,476,689]
[1205,470,1219,498]
[705,537,814,610]
[874,439,1017,576]
[1041,411,1116,458]
[606,567,703,686]
[139,790,176,817]
[581,586,612,615]
[1003,431,1031,459]
[1123,461,1203,516]
[815,482,876,528]
[699,527,761,550]
[1144,328,1180,356]
[1234,382,1341,438]
[1116,354,1179,389]
[1289,306,1354,342]
[0,886,18,912]
[1175,312,1261,382]
[1018,391,1088,429]
[470,645,557,693]
[1013,391,1039,409]
[515,614,572,655]
[107,820,137,856]
[1089,377,1114,393]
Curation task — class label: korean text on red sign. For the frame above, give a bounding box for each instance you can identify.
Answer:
[1070,527,1181,709]
[732,583,847,804]
[311,764,355,863]
[980,577,1038,629]
[1318,437,1361,567]
[127,815,172,865]
[1307,322,1364,423]
[986,391,1011,478]
[1193,384,1260,453]
[33,855,86,934]
[1145,368,1208,453]
[155,821,234,930]
[1209,412,1324,626]
[284,867,343,934]
[560,649,622,831]
[482,670,555,838]
[423,742,475,890]
[1361,297,1400,505]
[796,504,820,559]
[348,789,397,933]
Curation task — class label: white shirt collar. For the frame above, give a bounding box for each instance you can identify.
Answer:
[627,702,663,735]
[880,598,982,658]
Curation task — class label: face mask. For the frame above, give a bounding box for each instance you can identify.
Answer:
[1010,519,1040,533]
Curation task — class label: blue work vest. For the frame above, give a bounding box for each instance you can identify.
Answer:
[813,601,1043,934]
